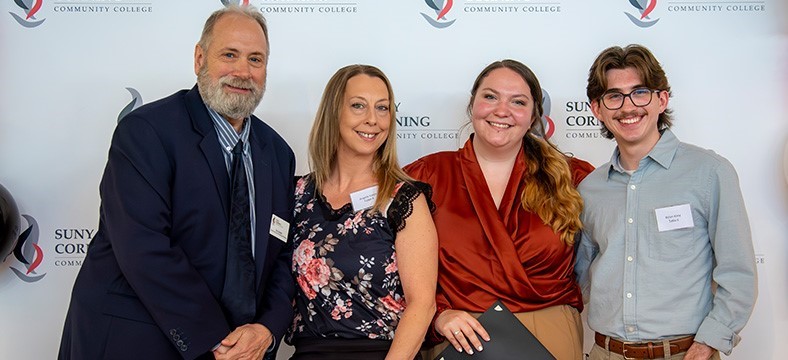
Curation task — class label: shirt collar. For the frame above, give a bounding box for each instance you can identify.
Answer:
[607,129,680,178]
[206,106,251,153]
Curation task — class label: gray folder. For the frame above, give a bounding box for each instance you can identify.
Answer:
[434,300,556,360]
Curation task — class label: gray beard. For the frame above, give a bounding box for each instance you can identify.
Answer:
[197,65,265,121]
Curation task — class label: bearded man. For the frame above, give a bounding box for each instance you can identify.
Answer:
[59,5,296,360]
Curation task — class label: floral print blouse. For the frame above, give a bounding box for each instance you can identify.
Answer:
[286,175,433,343]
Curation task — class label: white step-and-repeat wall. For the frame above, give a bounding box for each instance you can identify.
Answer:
[1,1,786,358]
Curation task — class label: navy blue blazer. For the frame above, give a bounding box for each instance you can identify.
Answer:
[59,86,296,360]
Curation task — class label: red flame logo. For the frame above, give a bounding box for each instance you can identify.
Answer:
[26,0,42,19]
[641,0,656,19]
[437,0,453,20]
[10,215,46,282]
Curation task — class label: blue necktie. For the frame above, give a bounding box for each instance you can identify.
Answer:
[220,140,256,328]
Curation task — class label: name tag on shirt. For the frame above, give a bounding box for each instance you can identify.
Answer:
[654,204,694,232]
[350,186,378,212]
[269,214,289,243]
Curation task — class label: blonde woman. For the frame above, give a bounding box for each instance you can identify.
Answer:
[286,64,438,360]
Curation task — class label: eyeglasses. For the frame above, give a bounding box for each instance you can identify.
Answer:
[600,87,661,110]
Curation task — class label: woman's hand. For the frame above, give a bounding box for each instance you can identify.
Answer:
[435,309,490,355]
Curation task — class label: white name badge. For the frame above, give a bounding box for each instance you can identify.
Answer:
[654,204,694,232]
[269,214,290,243]
[350,186,378,212]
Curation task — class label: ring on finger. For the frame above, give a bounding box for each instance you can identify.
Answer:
[453,330,461,335]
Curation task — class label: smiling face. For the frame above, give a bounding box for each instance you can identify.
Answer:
[194,12,268,126]
[590,67,668,152]
[470,67,536,154]
[336,74,391,162]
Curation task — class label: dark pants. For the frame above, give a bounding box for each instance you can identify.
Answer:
[291,337,422,360]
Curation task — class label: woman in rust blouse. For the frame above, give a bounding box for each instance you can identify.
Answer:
[404,60,593,360]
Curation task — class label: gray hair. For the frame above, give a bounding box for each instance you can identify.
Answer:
[198,5,269,54]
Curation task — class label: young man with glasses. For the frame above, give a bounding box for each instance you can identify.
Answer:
[574,44,757,360]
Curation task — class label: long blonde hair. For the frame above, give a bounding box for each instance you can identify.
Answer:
[470,60,584,245]
[308,64,411,211]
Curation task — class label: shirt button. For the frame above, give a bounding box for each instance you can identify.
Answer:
[627,256,633,262]
[626,292,632,298]
[630,185,636,190]
[226,146,232,151]
[627,218,634,224]
[627,326,635,332]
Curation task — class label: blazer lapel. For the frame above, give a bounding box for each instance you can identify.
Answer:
[249,119,272,288]
[185,85,230,221]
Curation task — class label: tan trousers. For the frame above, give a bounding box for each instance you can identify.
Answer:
[422,304,583,360]
[589,343,721,360]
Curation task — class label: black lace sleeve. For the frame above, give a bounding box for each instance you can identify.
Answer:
[386,181,435,236]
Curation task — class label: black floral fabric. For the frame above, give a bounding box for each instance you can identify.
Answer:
[286,175,433,343]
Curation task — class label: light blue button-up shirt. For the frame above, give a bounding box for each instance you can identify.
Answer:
[575,129,756,355]
[206,106,257,258]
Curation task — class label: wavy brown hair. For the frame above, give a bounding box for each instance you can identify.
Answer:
[308,64,411,211]
[470,60,584,245]
[586,44,673,139]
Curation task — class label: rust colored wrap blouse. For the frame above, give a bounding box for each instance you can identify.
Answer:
[404,138,593,343]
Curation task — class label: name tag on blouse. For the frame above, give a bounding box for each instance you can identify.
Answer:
[654,203,694,232]
[350,186,378,212]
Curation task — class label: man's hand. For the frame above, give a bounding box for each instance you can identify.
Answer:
[213,323,273,360]
[683,342,715,360]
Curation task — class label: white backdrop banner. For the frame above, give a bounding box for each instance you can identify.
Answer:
[1,1,785,359]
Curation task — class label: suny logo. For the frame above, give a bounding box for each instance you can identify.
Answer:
[10,215,46,282]
[421,0,456,29]
[625,0,659,28]
[541,88,555,140]
[117,87,143,122]
[221,0,250,6]
[9,0,45,28]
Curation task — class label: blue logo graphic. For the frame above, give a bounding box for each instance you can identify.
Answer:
[625,0,659,28]
[221,0,249,6]
[421,0,456,29]
[10,0,45,28]
[541,88,555,140]
[118,87,143,123]
[10,215,46,282]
